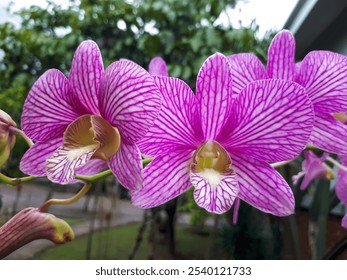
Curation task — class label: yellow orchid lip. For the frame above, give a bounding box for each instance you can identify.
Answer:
[63,114,121,161]
[192,141,233,174]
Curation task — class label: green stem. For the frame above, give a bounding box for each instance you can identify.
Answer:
[326,156,347,173]
[39,183,91,212]
[0,173,39,186]
[75,157,153,183]
[9,127,33,147]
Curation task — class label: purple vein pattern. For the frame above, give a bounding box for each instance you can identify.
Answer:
[133,53,314,215]
[228,30,347,154]
[20,40,161,190]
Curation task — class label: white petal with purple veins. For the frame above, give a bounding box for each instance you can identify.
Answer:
[191,169,238,214]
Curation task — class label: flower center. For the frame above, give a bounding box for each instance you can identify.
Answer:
[192,141,233,175]
[63,114,121,161]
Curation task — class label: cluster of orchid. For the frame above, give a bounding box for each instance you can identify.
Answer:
[1,29,347,258]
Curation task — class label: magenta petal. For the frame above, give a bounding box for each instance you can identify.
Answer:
[191,170,238,214]
[221,79,313,162]
[20,138,63,176]
[137,76,202,157]
[336,156,347,204]
[68,40,103,115]
[99,60,161,143]
[148,57,169,76]
[108,142,142,191]
[310,113,347,154]
[342,215,347,229]
[227,53,267,95]
[296,51,347,113]
[267,30,296,80]
[196,53,233,140]
[131,148,193,208]
[75,159,108,176]
[21,70,79,142]
[232,154,295,216]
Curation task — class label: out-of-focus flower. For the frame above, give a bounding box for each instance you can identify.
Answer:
[0,109,16,168]
[20,40,161,190]
[0,207,74,259]
[342,215,347,229]
[292,151,334,190]
[228,30,347,154]
[148,57,168,76]
[132,53,314,215]
[335,155,347,205]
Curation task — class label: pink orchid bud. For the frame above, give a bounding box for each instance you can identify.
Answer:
[0,109,16,168]
[0,207,74,259]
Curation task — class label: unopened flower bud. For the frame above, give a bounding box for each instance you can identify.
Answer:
[0,109,16,168]
[0,207,74,259]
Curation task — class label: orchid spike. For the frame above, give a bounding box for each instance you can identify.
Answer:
[0,109,16,168]
[20,40,161,190]
[228,29,347,155]
[292,151,334,190]
[0,207,74,259]
[132,53,314,215]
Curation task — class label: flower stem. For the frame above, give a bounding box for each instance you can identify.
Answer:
[326,157,347,173]
[9,127,33,147]
[39,183,92,212]
[270,160,292,168]
[0,173,39,186]
[75,157,153,183]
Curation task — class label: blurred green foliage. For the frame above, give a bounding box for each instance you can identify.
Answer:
[0,0,274,124]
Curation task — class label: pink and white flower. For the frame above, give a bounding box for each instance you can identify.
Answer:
[132,53,314,215]
[20,40,161,190]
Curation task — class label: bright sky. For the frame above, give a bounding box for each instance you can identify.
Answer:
[0,0,299,38]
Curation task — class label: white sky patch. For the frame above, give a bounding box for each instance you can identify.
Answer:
[216,0,299,38]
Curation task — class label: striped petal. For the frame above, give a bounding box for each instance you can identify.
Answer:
[148,57,168,76]
[21,69,79,142]
[131,148,193,208]
[20,138,63,176]
[99,60,161,143]
[75,159,108,177]
[196,53,233,140]
[191,169,238,214]
[137,76,202,157]
[296,51,347,113]
[220,79,314,162]
[232,154,295,216]
[342,215,347,229]
[46,144,99,184]
[68,40,103,115]
[228,53,267,95]
[108,142,142,191]
[310,113,347,154]
[267,30,296,80]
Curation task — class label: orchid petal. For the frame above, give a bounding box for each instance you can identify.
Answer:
[137,76,202,157]
[191,169,238,214]
[267,30,296,80]
[148,57,169,76]
[99,60,161,143]
[232,154,295,216]
[131,148,193,208]
[46,144,99,184]
[20,138,62,176]
[196,53,232,140]
[21,69,79,142]
[75,159,108,176]
[296,51,347,113]
[220,79,313,162]
[108,142,142,191]
[227,53,267,95]
[342,215,347,229]
[336,157,347,204]
[68,40,103,115]
[310,113,347,154]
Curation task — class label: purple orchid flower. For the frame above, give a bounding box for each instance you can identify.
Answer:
[334,155,347,228]
[148,57,169,76]
[228,30,347,154]
[342,215,347,229]
[19,40,161,190]
[131,53,314,215]
[292,151,333,190]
